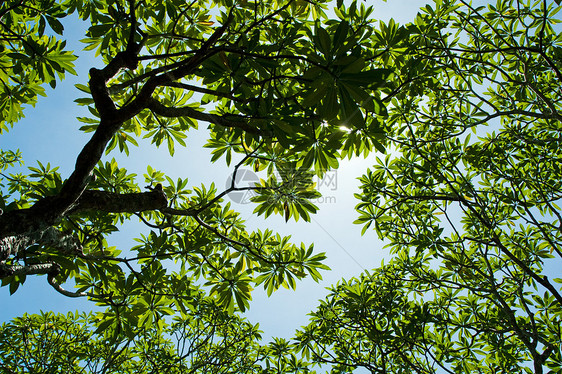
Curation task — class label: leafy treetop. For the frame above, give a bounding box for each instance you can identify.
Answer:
[0,0,395,335]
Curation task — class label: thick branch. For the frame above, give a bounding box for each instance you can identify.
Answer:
[0,260,83,298]
[0,226,82,261]
[0,189,164,261]
[115,13,234,122]
[0,262,54,278]
[0,17,229,241]
[69,189,168,215]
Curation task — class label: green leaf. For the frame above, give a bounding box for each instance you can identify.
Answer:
[333,20,350,50]
[339,69,391,88]
[314,23,332,57]
[46,16,64,34]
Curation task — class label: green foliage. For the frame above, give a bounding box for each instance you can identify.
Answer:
[296,0,562,373]
[0,297,314,373]
[3,0,562,372]
[296,265,441,373]
[251,163,322,222]
[70,0,392,164]
[0,0,77,133]
[0,0,387,338]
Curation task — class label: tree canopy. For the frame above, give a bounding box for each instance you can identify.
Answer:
[1,0,391,317]
[297,0,562,373]
[1,0,562,373]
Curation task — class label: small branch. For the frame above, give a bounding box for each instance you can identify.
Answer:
[107,57,197,94]
[162,81,250,102]
[147,98,270,136]
[192,215,294,266]
[47,264,87,298]
[126,0,138,53]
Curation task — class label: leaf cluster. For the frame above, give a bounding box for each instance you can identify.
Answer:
[0,0,77,132]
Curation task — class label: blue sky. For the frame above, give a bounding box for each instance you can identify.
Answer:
[1,0,427,341]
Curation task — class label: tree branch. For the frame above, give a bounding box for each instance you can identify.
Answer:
[47,263,88,298]
[147,98,268,135]
[0,262,54,278]
[69,189,168,215]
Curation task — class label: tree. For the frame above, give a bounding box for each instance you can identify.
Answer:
[6,0,561,372]
[296,0,562,373]
[0,0,391,334]
[0,298,267,373]
[0,288,316,373]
